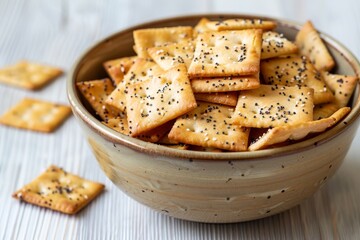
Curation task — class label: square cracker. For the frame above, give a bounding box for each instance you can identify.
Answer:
[249,107,351,150]
[106,59,164,112]
[188,29,262,78]
[168,102,250,151]
[126,65,197,137]
[148,41,195,70]
[133,26,193,58]
[261,31,298,59]
[261,56,334,104]
[0,61,63,90]
[321,72,358,108]
[194,92,238,106]
[0,98,71,133]
[77,78,121,121]
[206,18,276,31]
[103,116,173,143]
[191,75,259,93]
[13,165,104,215]
[232,85,314,128]
[295,21,335,71]
[103,56,137,85]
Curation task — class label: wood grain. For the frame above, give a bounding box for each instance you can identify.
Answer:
[0,0,360,239]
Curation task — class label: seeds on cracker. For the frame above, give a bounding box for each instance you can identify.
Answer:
[126,65,197,137]
[133,26,193,58]
[207,18,276,31]
[261,56,334,104]
[188,29,262,78]
[0,61,63,90]
[77,78,121,121]
[168,102,250,151]
[233,85,314,128]
[0,98,71,133]
[103,116,173,142]
[191,75,260,93]
[106,59,164,112]
[148,41,195,70]
[194,92,238,106]
[261,31,298,59]
[321,72,358,108]
[296,21,335,71]
[13,165,104,215]
[103,56,137,85]
[249,107,351,150]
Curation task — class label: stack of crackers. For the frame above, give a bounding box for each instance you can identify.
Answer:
[77,18,358,152]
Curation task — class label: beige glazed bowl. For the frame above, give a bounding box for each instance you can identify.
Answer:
[67,14,360,223]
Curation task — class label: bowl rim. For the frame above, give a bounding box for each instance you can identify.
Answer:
[67,13,360,160]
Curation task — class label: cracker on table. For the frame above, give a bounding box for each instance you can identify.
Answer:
[168,102,250,151]
[126,65,197,137]
[232,85,314,128]
[191,75,260,93]
[296,21,335,71]
[103,116,173,143]
[106,59,164,112]
[313,103,340,120]
[133,26,193,58]
[193,17,211,38]
[261,56,334,104]
[0,61,63,90]
[0,98,71,133]
[248,107,350,150]
[206,18,276,31]
[194,92,238,106]
[13,165,104,215]
[321,72,358,108]
[188,29,262,78]
[261,31,298,59]
[148,41,195,70]
[103,56,137,85]
[77,78,121,121]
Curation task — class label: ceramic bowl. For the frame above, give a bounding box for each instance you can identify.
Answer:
[67,14,360,223]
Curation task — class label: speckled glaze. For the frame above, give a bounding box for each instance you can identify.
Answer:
[67,14,360,223]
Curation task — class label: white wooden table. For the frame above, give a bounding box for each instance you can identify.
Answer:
[1,0,360,239]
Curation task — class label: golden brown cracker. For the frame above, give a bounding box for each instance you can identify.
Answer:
[233,85,314,128]
[321,72,358,107]
[207,18,276,31]
[0,61,63,90]
[168,102,249,151]
[103,56,137,85]
[148,41,195,70]
[193,17,211,37]
[248,107,350,150]
[77,78,121,121]
[261,31,298,59]
[194,92,238,106]
[103,116,172,143]
[191,75,260,93]
[126,65,197,137]
[188,29,262,78]
[261,56,334,104]
[0,98,71,133]
[133,26,193,58]
[313,103,339,120]
[296,21,335,71]
[13,165,104,215]
[106,59,164,112]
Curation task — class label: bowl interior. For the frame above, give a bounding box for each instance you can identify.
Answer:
[68,14,360,160]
